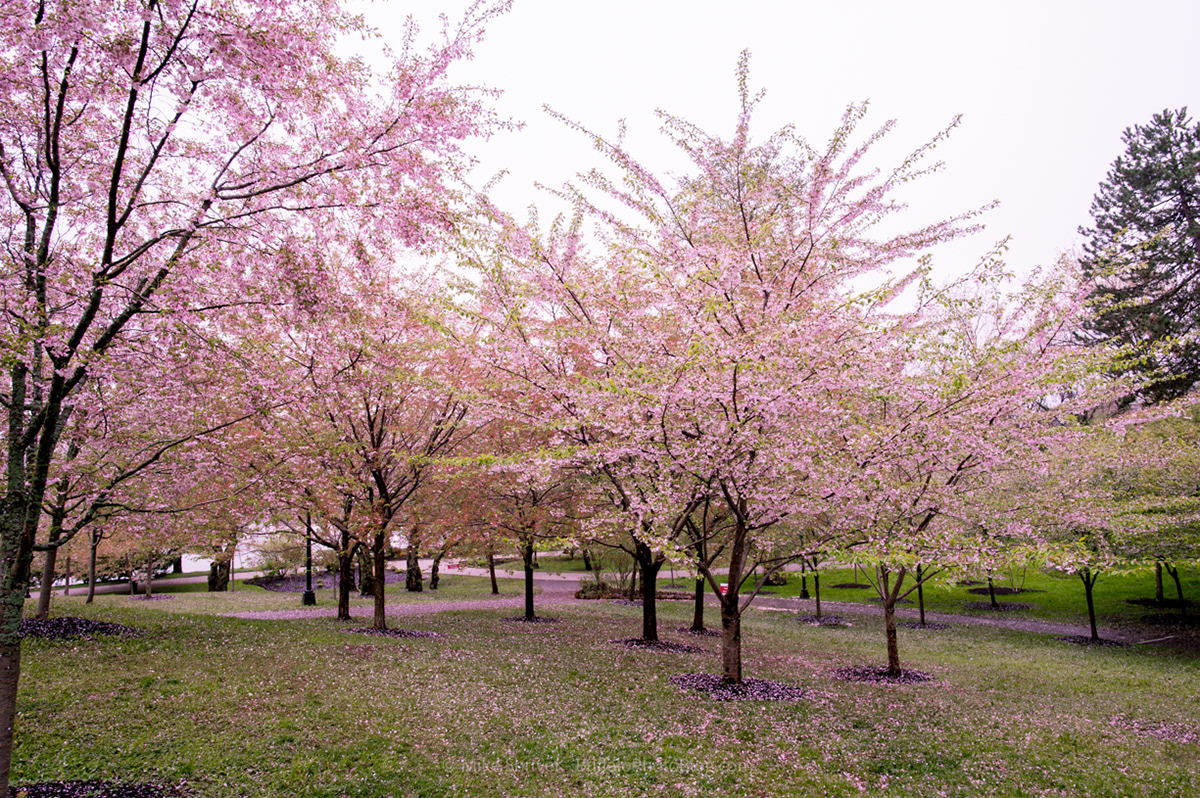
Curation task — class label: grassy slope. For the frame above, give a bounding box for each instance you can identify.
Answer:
[15,577,1200,798]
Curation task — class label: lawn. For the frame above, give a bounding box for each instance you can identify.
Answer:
[657,565,1200,632]
[15,577,1200,798]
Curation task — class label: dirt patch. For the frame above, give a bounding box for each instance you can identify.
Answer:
[966,587,1046,595]
[669,673,807,701]
[1054,635,1127,647]
[796,614,850,627]
[677,626,721,637]
[963,601,1033,611]
[612,638,706,653]
[897,621,951,630]
[500,616,561,624]
[128,595,173,601]
[1126,597,1194,609]
[8,780,188,797]
[833,666,934,684]
[21,617,141,640]
[342,627,445,639]
[1141,613,1199,627]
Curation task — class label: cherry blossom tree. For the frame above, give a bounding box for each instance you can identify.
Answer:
[470,54,994,682]
[843,260,1120,672]
[0,0,506,788]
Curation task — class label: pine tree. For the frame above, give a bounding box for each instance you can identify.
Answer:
[1079,108,1200,403]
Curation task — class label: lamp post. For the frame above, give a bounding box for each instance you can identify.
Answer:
[302,512,317,606]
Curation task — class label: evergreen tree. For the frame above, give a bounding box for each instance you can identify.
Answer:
[1079,108,1200,403]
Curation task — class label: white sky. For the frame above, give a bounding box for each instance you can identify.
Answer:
[358,0,1200,285]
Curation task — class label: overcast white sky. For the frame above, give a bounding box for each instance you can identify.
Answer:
[358,0,1200,284]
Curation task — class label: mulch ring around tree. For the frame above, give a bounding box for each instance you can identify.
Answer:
[677,626,722,637]
[1054,635,1127,647]
[833,666,934,684]
[966,587,1047,595]
[897,621,951,630]
[1141,613,1199,627]
[866,597,913,604]
[829,583,872,589]
[342,626,445,639]
[20,617,141,641]
[499,616,561,624]
[1126,597,1194,609]
[796,614,850,627]
[669,673,808,701]
[612,638,706,654]
[956,579,985,586]
[8,779,190,797]
[964,601,1034,611]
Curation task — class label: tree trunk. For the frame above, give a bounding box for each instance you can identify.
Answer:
[916,564,926,628]
[1164,563,1186,616]
[144,554,154,598]
[487,548,499,595]
[1082,569,1100,641]
[429,548,445,590]
[634,542,662,641]
[86,537,99,604]
[638,555,662,642]
[207,560,231,592]
[690,577,706,632]
[522,537,536,620]
[64,554,70,596]
[171,557,183,574]
[405,543,422,592]
[35,541,58,620]
[0,644,21,798]
[883,597,901,675]
[987,576,999,609]
[372,534,387,632]
[719,600,742,683]
[582,548,592,572]
[357,547,375,597]
[813,570,822,620]
[336,540,355,621]
[1155,561,1165,603]
[881,566,906,676]
[716,515,749,684]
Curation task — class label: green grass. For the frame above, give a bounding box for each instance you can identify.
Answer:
[15,580,1200,797]
[499,554,593,574]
